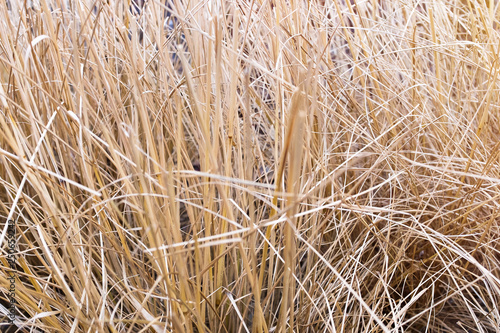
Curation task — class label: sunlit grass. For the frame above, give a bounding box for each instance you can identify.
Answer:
[0,0,500,332]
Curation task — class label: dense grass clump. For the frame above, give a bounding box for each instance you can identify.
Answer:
[1,0,500,332]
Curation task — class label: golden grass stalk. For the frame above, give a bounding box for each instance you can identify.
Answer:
[0,0,500,332]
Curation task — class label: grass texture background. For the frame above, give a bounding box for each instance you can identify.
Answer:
[0,0,500,332]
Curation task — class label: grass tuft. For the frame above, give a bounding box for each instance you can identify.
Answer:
[1,0,500,332]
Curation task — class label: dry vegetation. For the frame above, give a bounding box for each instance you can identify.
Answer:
[1,0,500,332]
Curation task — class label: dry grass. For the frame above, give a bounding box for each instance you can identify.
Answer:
[1,0,500,332]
